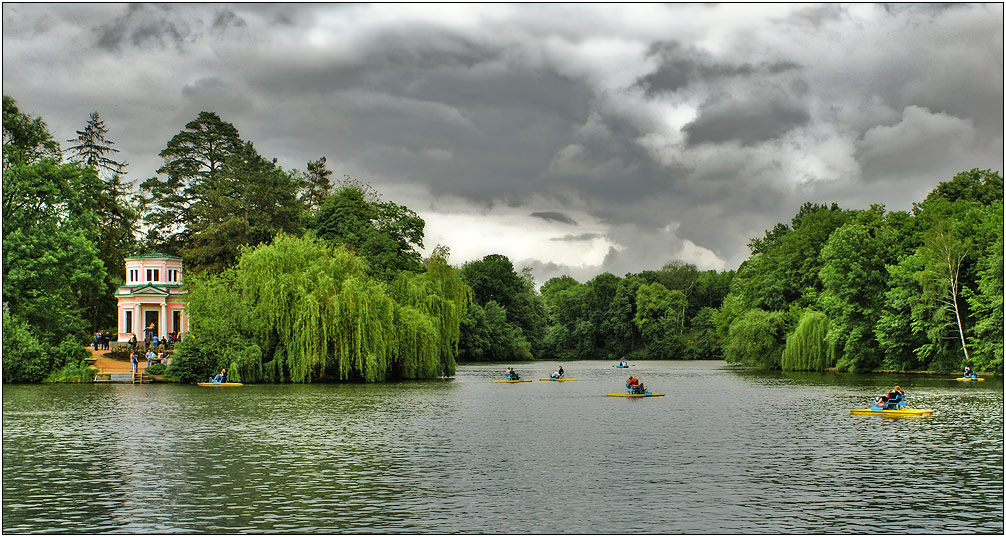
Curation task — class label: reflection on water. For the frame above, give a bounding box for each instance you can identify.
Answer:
[3,361,1003,533]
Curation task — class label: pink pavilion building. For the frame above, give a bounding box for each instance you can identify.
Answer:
[116,253,189,341]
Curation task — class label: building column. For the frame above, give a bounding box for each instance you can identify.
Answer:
[133,304,141,337]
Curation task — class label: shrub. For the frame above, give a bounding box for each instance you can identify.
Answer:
[3,309,48,383]
[45,361,96,383]
[145,362,166,375]
[51,335,91,369]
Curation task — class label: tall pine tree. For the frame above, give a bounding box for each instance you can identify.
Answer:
[138,111,241,257]
[66,111,127,178]
[66,111,137,330]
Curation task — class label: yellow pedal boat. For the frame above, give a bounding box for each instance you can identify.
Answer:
[956,377,985,382]
[196,382,244,387]
[850,407,933,417]
[538,378,577,382]
[493,379,532,383]
[605,393,664,397]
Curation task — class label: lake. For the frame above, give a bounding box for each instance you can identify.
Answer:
[3,360,1003,534]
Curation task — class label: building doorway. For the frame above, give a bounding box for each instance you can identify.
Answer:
[172,311,181,335]
[144,311,159,339]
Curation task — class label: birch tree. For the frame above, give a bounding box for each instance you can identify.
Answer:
[917,218,972,362]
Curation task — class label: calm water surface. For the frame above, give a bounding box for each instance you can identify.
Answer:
[3,361,1003,533]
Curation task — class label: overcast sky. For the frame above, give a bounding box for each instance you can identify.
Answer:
[3,3,1003,284]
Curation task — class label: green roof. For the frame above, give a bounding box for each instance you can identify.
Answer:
[125,252,183,261]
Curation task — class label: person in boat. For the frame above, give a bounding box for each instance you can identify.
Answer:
[550,370,560,379]
[212,368,227,383]
[557,365,564,378]
[626,375,643,394]
[886,386,905,408]
[619,357,628,367]
[963,366,977,378]
[874,386,904,409]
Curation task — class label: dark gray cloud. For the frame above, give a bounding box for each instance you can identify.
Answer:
[532,212,578,225]
[637,41,801,97]
[2,3,1001,283]
[212,9,246,31]
[684,92,810,146]
[95,4,191,52]
[551,233,600,242]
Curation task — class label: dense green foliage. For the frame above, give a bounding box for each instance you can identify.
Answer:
[457,255,545,361]
[2,96,61,168]
[723,309,789,368]
[780,311,833,372]
[537,265,734,361]
[722,169,1003,373]
[3,97,109,359]
[45,338,96,383]
[3,308,50,383]
[169,235,468,383]
[139,113,306,273]
[313,183,426,281]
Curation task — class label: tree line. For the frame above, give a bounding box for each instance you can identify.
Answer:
[3,95,1001,382]
[715,171,1003,373]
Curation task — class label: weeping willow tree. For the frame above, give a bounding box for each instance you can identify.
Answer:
[780,311,834,371]
[168,270,263,384]
[388,245,471,378]
[230,234,467,382]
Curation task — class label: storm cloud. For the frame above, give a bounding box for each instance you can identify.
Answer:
[531,212,578,225]
[3,3,1001,285]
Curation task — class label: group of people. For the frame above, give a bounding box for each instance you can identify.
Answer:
[503,367,520,380]
[626,375,646,394]
[127,330,180,352]
[128,349,171,373]
[873,386,905,410]
[92,330,112,350]
[962,366,978,379]
[549,366,565,379]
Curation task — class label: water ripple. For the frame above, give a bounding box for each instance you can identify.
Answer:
[3,362,1003,533]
